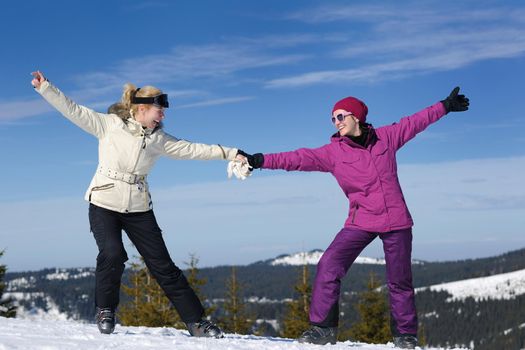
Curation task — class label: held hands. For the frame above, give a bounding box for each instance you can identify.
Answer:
[227,150,264,180]
[31,71,47,89]
[237,150,264,169]
[442,86,469,112]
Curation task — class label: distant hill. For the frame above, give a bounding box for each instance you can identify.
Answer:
[418,267,525,301]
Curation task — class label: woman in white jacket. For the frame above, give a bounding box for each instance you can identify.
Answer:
[31,71,245,337]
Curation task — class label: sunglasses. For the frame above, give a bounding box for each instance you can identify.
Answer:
[331,112,354,124]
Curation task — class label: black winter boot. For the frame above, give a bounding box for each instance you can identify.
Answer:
[393,334,418,349]
[186,319,224,338]
[96,307,116,334]
[297,325,337,345]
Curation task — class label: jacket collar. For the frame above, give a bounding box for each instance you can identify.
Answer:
[330,124,377,148]
[125,118,156,136]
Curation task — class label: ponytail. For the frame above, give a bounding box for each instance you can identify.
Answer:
[107,102,131,120]
[121,83,138,112]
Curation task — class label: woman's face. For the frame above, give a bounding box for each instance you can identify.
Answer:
[332,109,361,137]
[136,105,165,129]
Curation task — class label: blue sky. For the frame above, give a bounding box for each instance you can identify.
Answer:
[1,0,524,271]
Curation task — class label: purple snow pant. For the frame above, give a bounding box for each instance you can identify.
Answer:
[309,227,417,336]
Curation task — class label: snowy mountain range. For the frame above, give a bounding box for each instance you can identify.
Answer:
[268,249,387,266]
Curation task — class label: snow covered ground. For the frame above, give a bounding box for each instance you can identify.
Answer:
[0,317,468,350]
[417,268,525,301]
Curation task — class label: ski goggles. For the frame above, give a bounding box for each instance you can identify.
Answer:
[131,90,169,108]
[331,111,354,124]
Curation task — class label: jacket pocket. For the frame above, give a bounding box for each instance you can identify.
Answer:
[341,153,360,164]
[371,142,395,174]
[351,203,359,224]
[88,183,115,201]
[371,141,388,156]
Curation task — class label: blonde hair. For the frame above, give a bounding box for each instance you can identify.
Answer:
[109,83,163,121]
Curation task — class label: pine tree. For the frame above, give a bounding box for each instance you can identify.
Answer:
[220,266,252,334]
[418,321,427,347]
[281,263,311,338]
[343,272,390,344]
[118,257,182,328]
[0,250,16,318]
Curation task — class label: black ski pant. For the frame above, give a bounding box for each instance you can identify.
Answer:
[88,203,204,323]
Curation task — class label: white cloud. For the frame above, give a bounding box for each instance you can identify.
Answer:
[0,98,54,123]
[1,36,311,123]
[75,43,307,89]
[5,2,524,123]
[265,30,525,88]
[267,3,525,88]
[287,3,524,26]
[174,96,255,110]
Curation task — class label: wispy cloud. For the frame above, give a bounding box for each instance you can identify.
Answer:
[400,156,525,211]
[445,193,525,211]
[267,3,525,88]
[4,3,524,123]
[414,116,525,141]
[231,33,346,48]
[76,42,307,89]
[0,98,54,123]
[286,3,524,27]
[126,1,171,12]
[1,37,310,123]
[174,96,255,109]
[265,32,525,88]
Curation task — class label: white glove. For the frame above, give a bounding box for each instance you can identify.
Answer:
[227,160,252,180]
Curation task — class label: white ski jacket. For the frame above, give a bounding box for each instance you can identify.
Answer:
[35,80,238,213]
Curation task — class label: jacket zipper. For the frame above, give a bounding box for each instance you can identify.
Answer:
[126,134,147,211]
[352,203,359,223]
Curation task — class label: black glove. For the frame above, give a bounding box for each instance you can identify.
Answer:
[441,86,470,113]
[237,150,264,169]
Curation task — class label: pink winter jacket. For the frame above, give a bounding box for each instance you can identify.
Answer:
[262,102,448,233]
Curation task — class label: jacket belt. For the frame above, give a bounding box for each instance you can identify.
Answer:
[97,165,146,184]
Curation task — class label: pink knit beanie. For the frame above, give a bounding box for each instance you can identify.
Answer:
[332,96,368,123]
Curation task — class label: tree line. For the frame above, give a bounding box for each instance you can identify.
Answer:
[0,250,17,318]
[117,255,397,345]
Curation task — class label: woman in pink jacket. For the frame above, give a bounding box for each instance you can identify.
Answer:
[239,88,469,349]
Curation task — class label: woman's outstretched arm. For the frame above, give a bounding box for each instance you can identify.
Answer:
[162,132,245,161]
[241,144,334,173]
[31,71,109,138]
[379,86,469,150]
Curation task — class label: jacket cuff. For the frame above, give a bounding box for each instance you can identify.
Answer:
[34,79,50,95]
[436,101,448,116]
[225,147,239,160]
